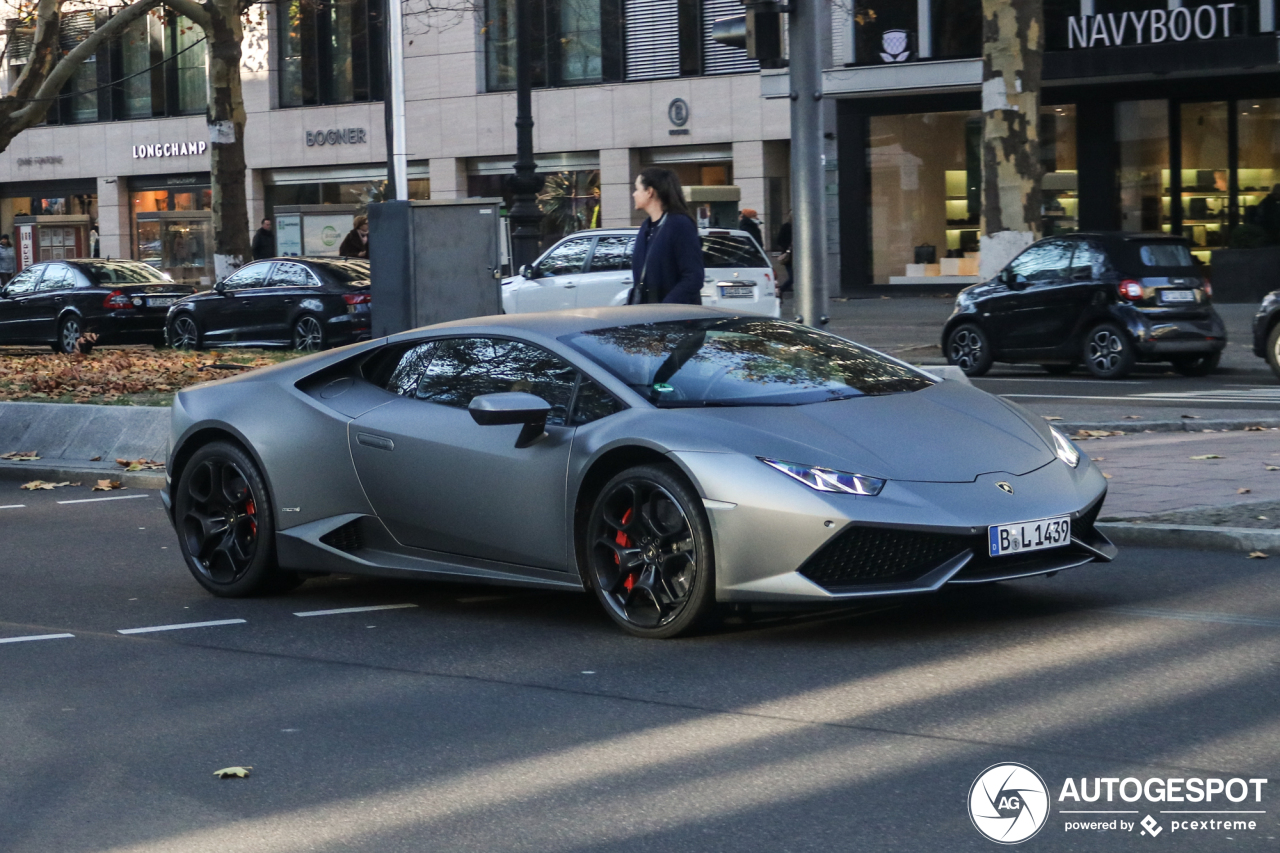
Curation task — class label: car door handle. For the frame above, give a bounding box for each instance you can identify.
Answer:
[283,298,295,304]
[563,283,576,289]
[356,432,394,451]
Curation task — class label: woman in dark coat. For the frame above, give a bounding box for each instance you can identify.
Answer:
[629,167,704,304]
[339,214,369,258]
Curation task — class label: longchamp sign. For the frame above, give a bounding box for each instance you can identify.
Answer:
[1067,3,1239,48]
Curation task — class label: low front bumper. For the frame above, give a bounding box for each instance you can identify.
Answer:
[1130,310,1226,358]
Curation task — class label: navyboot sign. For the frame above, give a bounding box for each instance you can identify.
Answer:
[1067,3,1241,48]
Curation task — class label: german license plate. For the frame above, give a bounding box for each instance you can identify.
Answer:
[1160,290,1195,304]
[146,297,177,307]
[719,285,754,298]
[988,515,1071,557]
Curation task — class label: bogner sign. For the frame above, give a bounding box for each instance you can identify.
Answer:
[1068,3,1239,48]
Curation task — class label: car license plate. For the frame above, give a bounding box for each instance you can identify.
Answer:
[1160,289,1195,304]
[988,515,1071,557]
[147,297,177,307]
[719,285,754,298]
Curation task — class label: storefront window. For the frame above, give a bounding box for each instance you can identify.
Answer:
[869,110,981,284]
[1180,101,1230,258]
[174,17,208,113]
[1238,99,1280,242]
[279,0,385,108]
[132,185,213,286]
[485,0,623,90]
[1116,100,1169,235]
[120,15,160,119]
[1041,105,1078,236]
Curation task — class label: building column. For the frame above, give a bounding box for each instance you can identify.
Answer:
[246,169,266,228]
[96,176,131,260]
[599,148,641,228]
[428,158,469,199]
[733,140,768,236]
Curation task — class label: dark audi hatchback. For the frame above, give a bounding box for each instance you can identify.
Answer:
[166,257,371,352]
[0,260,195,353]
[943,233,1226,379]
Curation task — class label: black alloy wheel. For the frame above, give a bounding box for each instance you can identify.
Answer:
[946,323,993,377]
[175,441,298,597]
[1267,324,1280,380]
[1170,351,1221,377]
[585,465,714,639]
[292,315,325,352]
[1040,363,1077,376]
[1082,323,1135,379]
[57,315,91,354]
[168,314,201,350]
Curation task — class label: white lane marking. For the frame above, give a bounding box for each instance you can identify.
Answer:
[1105,607,1280,629]
[293,603,418,617]
[1002,392,1280,404]
[975,377,1149,385]
[118,618,246,635]
[58,494,151,505]
[0,633,75,644]
[0,504,25,510]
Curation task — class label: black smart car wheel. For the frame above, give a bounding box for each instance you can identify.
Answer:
[57,315,92,354]
[1170,351,1221,377]
[946,323,993,377]
[1082,323,1135,379]
[1267,324,1280,380]
[585,465,715,639]
[293,315,325,352]
[168,314,201,350]
[175,441,299,597]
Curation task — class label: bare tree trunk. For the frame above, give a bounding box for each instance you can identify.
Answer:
[979,0,1043,279]
[206,0,250,277]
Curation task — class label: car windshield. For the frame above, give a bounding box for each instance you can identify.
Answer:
[309,259,370,282]
[76,262,169,284]
[1138,243,1193,267]
[702,233,769,269]
[562,318,934,407]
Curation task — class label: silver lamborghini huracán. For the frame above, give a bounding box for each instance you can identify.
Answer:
[162,306,1116,638]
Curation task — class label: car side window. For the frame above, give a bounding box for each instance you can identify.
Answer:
[384,342,436,396]
[570,377,622,425]
[36,265,71,292]
[415,337,576,426]
[222,262,272,291]
[1067,242,1109,280]
[588,236,634,272]
[1008,241,1074,284]
[271,262,315,288]
[5,267,42,296]
[537,239,593,277]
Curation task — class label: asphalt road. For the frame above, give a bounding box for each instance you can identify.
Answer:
[2,483,1278,851]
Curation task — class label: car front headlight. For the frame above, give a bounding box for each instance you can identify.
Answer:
[760,458,886,496]
[1049,426,1081,468]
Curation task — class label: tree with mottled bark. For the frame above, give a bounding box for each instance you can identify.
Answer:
[0,0,164,153]
[979,0,1043,280]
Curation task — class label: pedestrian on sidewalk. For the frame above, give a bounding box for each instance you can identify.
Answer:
[774,211,793,295]
[0,235,15,288]
[339,215,369,259]
[251,218,275,260]
[738,207,764,248]
[629,167,704,305]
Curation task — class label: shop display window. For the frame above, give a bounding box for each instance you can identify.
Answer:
[1041,105,1078,237]
[1236,100,1280,243]
[1117,100,1170,235]
[279,0,385,108]
[1180,101,1230,259]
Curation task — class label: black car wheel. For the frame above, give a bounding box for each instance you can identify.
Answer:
[175,441,299,597]
[1082,323,1135,379]
[57,315,92,355]
[946,323,993,377]
[1267,324,1280,380]
[585,465,715,639]
[1170,351,1221,377]
[292,315,325,352]
[168,314,201,350]
[1040,363,1077,376]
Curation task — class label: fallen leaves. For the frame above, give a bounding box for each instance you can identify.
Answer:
[1102,473,1113,479]
[1245,425,1268,431]
[1091,457,1105,462]
[1180,414,1201,419]
[213,766,252,779]
[116,457,164,471]
[1266,465,1280,471]
[1238,488,1252,495]
[21,480,75,490]
[1,450,40,460]
[1190,454,1224,460]
[93,480,124,491]
[1123,415,1142,420]
[1075,430,1124,439]
[89,455,101,461]
[1248,551,1269,559]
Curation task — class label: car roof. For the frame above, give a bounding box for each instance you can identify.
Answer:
[548,227,757,239]
[394,305,747,341]
[1057,232,1190,245]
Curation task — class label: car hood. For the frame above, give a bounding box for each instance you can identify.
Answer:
[672,380,1055,483]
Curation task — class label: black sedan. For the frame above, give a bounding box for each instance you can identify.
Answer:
[165,257,372,352]
[1253,289,1280,379]
[0,260,195,353]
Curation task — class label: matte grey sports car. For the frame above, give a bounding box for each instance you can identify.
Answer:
[162,306,1116,638]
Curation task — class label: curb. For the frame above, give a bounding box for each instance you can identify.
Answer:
[0,461,165,490]
[1096,522,1280,553]
[1058,418,1280,435]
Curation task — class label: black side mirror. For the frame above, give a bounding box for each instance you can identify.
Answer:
[213,280,228,294]
[468,392,552,448]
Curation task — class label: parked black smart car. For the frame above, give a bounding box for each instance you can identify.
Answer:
[0,259,195,353]
[1253,289,1280,379]
[165,257,371,352]
[943,233,1226,379]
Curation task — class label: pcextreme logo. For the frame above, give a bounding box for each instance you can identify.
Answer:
[968,764,1269,844]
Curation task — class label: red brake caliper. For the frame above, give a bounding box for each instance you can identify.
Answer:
[245,498,257,538]
[616,509,635,590]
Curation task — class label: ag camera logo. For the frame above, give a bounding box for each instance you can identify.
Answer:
[969,763,1050,844]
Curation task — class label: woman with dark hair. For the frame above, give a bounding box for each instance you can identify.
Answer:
[629,167,704,304]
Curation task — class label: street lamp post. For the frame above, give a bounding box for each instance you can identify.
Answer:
[508,0,542,271]
[789,0,827,328]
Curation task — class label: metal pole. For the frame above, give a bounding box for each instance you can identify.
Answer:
[790,0,827,327]
[386,0,409,200]
[509,0,543,271]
